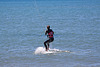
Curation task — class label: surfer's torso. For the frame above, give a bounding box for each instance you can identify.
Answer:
[45,29,54,38]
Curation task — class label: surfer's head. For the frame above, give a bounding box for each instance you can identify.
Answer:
[47,25,50,29]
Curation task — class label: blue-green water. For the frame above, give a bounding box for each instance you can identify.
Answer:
[0,0,100,67]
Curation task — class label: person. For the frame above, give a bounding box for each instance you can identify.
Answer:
[44,25,54,51]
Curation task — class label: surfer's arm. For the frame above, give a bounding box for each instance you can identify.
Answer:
[45,30,47,35]
[52,30,54,34]
[53,31,54,34]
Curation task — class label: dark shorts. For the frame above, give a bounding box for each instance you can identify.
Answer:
[45,37,54,43]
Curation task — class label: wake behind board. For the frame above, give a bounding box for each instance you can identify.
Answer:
[34,47,71,55]
[49,49,70,53]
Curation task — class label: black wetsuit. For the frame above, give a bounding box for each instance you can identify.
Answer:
[44,29,54,50]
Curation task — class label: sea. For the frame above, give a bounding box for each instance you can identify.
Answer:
[0,0,100,67]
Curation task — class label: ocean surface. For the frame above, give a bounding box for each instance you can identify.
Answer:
[0,0,100,67]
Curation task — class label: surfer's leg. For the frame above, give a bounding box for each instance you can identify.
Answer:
[50,37,54,42]
[44,42,47,51]
[47,42,49,50]
[44,40,49,51]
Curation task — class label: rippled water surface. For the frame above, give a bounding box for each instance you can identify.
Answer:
[0,0,100,67]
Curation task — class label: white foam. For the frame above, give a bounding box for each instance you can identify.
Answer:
[34,47,53,54]
[34,47,71,55]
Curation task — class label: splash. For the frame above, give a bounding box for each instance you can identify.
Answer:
[34,47,54,54]
[34,47,71,55]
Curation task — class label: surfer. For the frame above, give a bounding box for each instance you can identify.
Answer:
[44,25,54,51]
